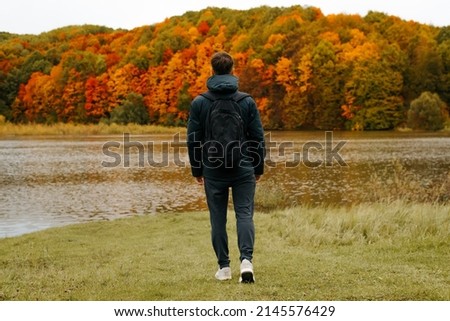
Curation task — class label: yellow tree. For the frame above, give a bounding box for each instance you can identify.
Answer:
[188,39,215,97]
[107,63,142,109]
[275,55,314,128]
[275,57,296,93]
[338,29,404,130]
[150,52,185,125]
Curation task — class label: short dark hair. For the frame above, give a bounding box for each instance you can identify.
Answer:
[211,51,234,75]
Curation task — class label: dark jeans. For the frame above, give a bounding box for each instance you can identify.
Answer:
[204,174,256,268]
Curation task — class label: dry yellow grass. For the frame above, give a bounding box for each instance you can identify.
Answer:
[0,122,183,136]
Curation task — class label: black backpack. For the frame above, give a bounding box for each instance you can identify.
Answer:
[201,91,250,169]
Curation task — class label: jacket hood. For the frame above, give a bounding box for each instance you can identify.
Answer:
[206,74,239,94]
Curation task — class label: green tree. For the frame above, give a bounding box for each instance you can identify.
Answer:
[437,39,450,108]
[62,51,106,80]
[310,40,345,129]
[403,32,443,105]
[407,92,447,130]
[110,93,149,125]
[342,54,404,130]
[177,82,192,115]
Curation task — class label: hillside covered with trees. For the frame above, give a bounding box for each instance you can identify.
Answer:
[0,6,449,130]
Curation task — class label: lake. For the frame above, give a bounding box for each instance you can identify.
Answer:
[1,131,449,238]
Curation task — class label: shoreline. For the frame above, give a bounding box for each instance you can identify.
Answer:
[1,122,449,137]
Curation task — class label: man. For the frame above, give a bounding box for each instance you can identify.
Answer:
[187,51,265,283]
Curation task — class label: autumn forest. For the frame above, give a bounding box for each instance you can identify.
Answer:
[0,6,449,130]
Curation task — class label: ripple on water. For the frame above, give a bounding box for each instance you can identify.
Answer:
[1,132,449,237]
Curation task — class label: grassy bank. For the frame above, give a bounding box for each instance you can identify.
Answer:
[1,119,450,137]
[0,201,448,301]
[0,122,184,136]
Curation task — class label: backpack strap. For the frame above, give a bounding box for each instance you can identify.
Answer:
[231,92,251,137]
[232,91,251,102]
[200,91,217,101]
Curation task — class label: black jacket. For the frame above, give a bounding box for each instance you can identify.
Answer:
[187,74,265,180]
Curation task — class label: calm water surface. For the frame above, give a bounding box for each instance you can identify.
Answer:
[1,131,449,237]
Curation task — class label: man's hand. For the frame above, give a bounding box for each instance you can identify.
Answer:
[195,176,204,185]
[255,175,261,183]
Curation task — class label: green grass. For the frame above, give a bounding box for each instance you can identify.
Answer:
[0,122,183,136]
[0,201,448,301]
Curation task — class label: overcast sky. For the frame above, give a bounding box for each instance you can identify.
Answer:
[1,0,448,35]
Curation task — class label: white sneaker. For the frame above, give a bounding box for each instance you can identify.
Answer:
[215,267,232,281]
[239,259,255,283]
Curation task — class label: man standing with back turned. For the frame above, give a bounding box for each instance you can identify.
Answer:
[187,52,265,283]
